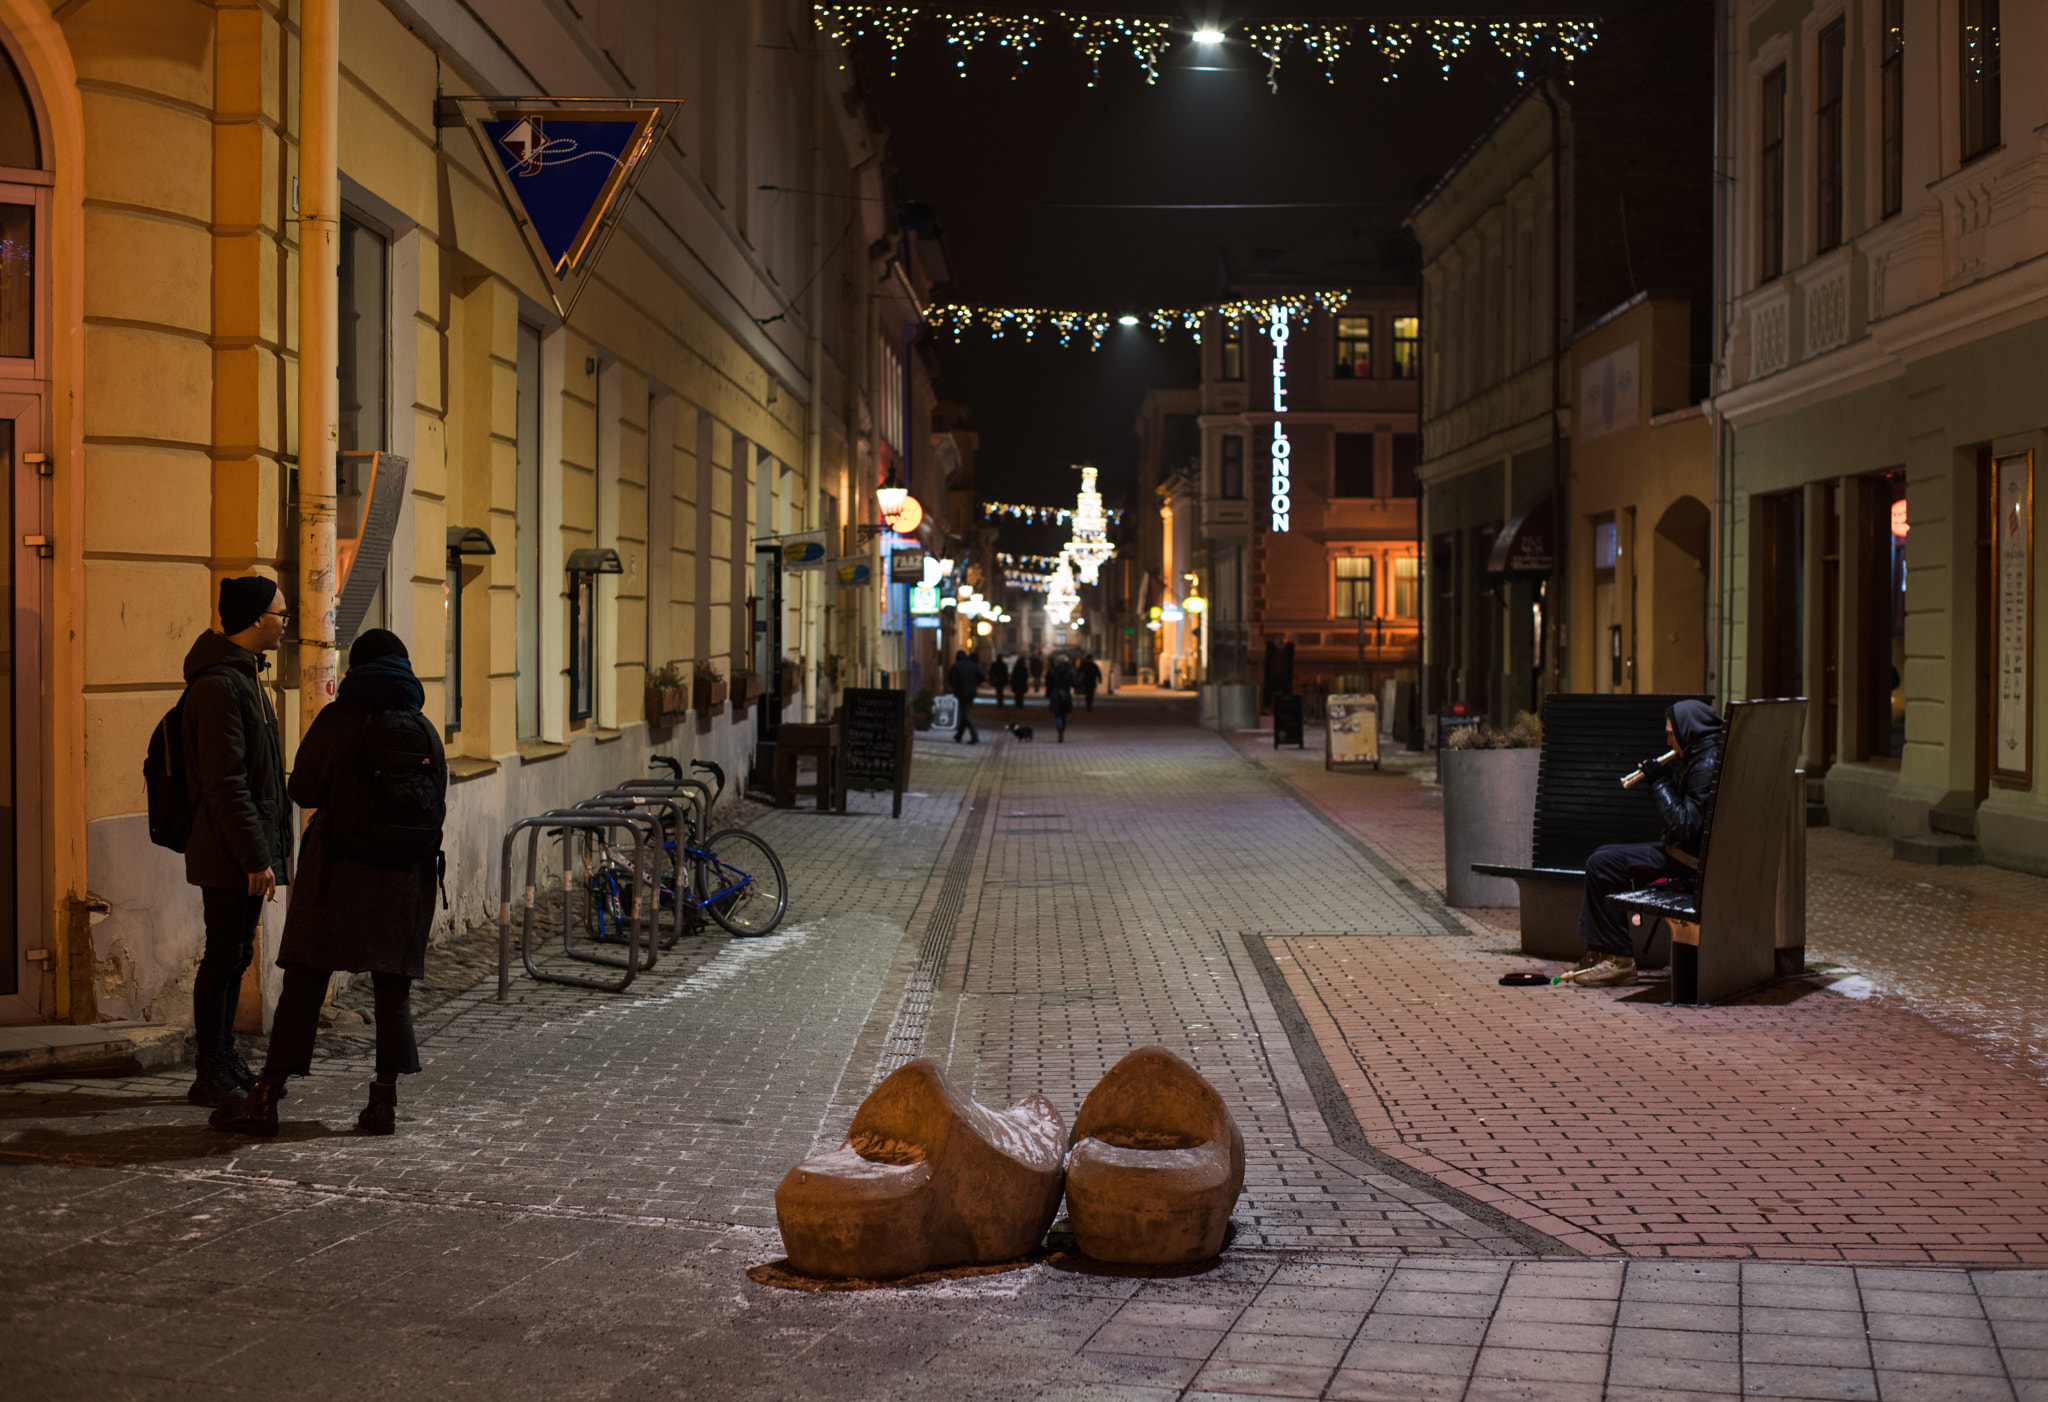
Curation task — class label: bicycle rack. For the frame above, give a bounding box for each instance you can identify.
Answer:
[609,776,716,832]
[574,791,700,944]
[496,808,664,1000]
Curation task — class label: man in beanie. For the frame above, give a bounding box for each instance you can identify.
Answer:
[180,575,292,1106]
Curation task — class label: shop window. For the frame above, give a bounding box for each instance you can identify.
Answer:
[338,213,387,453]
[1860,472,1907,760]
[568,568,594,723]
[1592,514,1620,691]
[1815,19,1845,253]
[1880,0,1904,218]
[1754,490,1805,699]
[1220,434,1244,500]
[1760,65,1787,281]
[1334,433,1375,498]
[1392,316,1420,379]
[1392,433,1421,498]
[515,323,543,740]
[1219,317,1243,380]
[1960,0,2001,163]
[1392,555,1419,618]
[1334,316,1372,378]
[1334,555,1374,620]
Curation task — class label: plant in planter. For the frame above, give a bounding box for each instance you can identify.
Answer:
[1441,711,1543,908]
[911,687,936,731]
[692,660,728,715]
[644,663,687,725]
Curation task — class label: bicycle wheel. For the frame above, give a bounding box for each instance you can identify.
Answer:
[693,827,788,936]
[582,865,629,942]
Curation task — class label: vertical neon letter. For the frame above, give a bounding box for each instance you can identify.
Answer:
[1269,311,1291,532]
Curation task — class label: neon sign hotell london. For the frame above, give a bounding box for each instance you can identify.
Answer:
[1269,312,1291,532]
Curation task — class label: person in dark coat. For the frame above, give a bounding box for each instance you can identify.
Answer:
[946,649,983,744]
[1565,699,1726,988]
[1077,654,1102,712]
[1045,655,1078,742]
[1009,655,1028,706]
[988,655,1010,708]
[1028,650,1044,694]
[211,630,447,1137]
[181,576,293,1108]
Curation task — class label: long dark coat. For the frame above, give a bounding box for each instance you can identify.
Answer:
[276,674,445,978]
[1045,661,1076,717]
[180,631,291,888]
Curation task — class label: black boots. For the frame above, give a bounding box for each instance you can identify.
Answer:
[357,1080,397,1136]
[187,1055,244,1108]
[208,1072,286,1136]
[224,1046,256,1092]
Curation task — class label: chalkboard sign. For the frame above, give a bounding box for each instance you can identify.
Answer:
[1273,692,1305,749]
[837,687,908,818]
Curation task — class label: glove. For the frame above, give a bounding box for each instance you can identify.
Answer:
[1637,754,1669,784]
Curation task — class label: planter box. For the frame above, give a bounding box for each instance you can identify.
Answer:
[693,679,728,715]
[644,685,686,726]
[1441,747,1540,908]
[740,675,763,702]
[780,664,800,696]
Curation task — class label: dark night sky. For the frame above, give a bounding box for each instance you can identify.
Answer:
[850,4,1580,545]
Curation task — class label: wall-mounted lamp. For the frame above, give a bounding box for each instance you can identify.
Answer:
[565,547,624,576]
[446,525,497,559]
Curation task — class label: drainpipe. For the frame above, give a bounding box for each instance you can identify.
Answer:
[1535,77,1568,700]
[297,0,341,732]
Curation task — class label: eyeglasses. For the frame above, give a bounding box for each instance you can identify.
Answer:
[263,608,292,624]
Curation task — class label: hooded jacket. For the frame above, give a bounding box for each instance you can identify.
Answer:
[180,631,291,888]
[946,653,983,699]
[1649,699,1726,859]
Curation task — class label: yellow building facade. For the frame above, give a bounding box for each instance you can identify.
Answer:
[4,0,898,1027]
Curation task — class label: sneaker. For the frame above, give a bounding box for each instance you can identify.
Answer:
[1566,950,1601,974]
[1572,955,1637,988]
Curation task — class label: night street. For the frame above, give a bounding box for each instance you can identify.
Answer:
[9,701,2048,1400]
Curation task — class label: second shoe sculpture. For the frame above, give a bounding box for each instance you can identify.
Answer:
[774,1058,1066,1279]
[1064,1045,1246,1265]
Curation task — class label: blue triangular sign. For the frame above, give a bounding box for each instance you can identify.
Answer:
[453,98,680,317]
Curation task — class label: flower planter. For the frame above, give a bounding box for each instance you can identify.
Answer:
[780,664,800,696]
[644,685,686,726]
[693,679,728,716]
[1440,746,1540,908]
[741,675,763,702]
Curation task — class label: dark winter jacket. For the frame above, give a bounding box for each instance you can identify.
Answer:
[1648,699,1725,860]
[1045,661,1077,716]
[276,655,444,977]
[1077,659,1102,693]
[180,632,291,890]
[1009,663,1028,697]
[946,655,983,699]
[988,658,1010,690]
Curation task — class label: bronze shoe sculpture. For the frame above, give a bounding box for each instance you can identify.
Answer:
[774,1058,1066,1280]
[1063,1046,1246,1265]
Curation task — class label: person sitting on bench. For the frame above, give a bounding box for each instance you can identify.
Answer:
[1564,699,1727,988]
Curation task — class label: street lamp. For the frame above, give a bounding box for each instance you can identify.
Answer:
[876,464,908,524]
[1193,27,1226,44]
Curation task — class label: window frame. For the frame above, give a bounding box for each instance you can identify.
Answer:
[1333,314,1373,379]
[1815,18,1846,254]
[1760,64,1788,282]
[1959,0,2001,165]
[1219,433,1244,500]
[1333,554,1375,622]
[1879,0,1904,218]
[568,566,596,724]
[1391,315,1420,379]
[514,321,544,741]
[1333,432,1376,499]
[1219,317,1243,380]
[1392,555,1419,619]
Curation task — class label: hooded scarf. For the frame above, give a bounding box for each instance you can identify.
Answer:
[336,652,426,713]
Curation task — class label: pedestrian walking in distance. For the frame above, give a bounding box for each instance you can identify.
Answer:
[947,649,983,744]
[1009,654,1029,707]
[1078,654,1102,713]
[212,629,448,1137]
[1028,649,1045,695]
[1045,654,1077,743]
[180,576,293,1108]
[988,655,1010,709]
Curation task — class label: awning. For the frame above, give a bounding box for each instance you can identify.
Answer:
[1486,495,1555,575]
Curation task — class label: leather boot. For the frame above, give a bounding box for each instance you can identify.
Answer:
[208,1073,285,1136]
[357,1080,397,1136]
[187,1055,243,1109]
[224,1046,256,1092]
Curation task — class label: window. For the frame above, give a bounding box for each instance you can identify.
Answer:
[338,214,387,453]
[1760,65,1787,281]
[1219,317,1243,380]
[0,202,30,361]
[515,323,543,740]
[1862,472,1907,759]
[568,568,595,723]
[1334,433,1376,497]
[1593,517,1619,570]
[1392,555,1419,618]
[1881,0,1904,217]
[1392,315,1420,379]
[1334,316,1372,378]
[1960,0,2000,162]
[1334,556,1374,620]
[1815,20,1845,253]
[1391,433,1421,498]
[1220,434,1244,500]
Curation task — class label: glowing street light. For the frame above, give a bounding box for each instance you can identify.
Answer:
[1117,314,1140,327]
[1192,27,1226,44]
[876,464,908,524]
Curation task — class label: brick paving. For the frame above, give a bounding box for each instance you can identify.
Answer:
[4,696,2048,1399]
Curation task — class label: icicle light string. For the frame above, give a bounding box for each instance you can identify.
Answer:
[813,7,1601,87]
[932,291,1346,351]
[984,502,1126,526]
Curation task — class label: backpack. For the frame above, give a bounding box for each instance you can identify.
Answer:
[325,706,446,869]
[142,664,232,853]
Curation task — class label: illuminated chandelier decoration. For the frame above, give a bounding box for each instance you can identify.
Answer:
[812,6,1601,87]
[1066,465,1114,584]
[1044,551,1080,626]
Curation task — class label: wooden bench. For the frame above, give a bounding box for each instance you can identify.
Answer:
[1471,693,1710,963]
[772,721,839,810]
[1612,697,1807,1005]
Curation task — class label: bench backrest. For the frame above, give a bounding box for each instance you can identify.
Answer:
[1531,693,1711,869]
[1695,698,1806,926]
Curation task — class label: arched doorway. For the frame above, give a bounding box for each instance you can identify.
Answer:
[0,34,48,1022]
[1652,496,1711,694]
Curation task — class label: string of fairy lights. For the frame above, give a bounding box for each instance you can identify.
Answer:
[997,551,1065,570]
[812,7,1601,87]
[983,501,1126,526]
[932,290,1347,350]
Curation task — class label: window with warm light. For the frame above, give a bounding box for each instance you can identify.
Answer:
[1334,556,1375,620]
[1392,556,1419,618]
[1334,315,1372,378]
[1219,317,1243,380]
[1392,316,1420,379]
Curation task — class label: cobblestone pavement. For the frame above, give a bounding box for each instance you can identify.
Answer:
[6,698,2048,1399]
[1236,727,2048,1265]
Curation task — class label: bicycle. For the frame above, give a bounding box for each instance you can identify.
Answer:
[579,757,788,938]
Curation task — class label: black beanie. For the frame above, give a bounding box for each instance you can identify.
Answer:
[218,576,279,635]
[349,628,408,667]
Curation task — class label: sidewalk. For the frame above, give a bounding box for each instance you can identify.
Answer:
[4,701,2047,1400]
